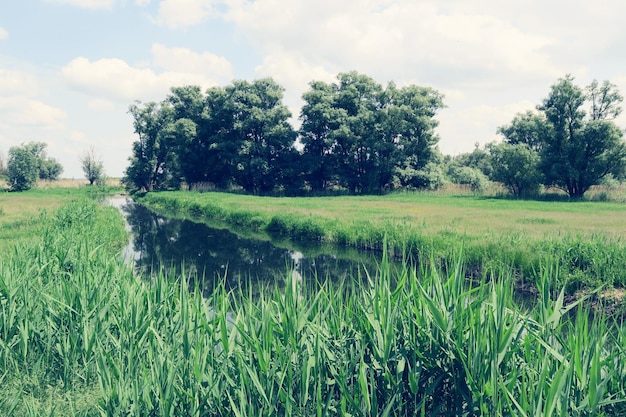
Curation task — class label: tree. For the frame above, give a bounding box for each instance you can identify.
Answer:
[587,79,623,121]
[299,71,444,194]
[123,101,177,192]
[80,146,105,185]
[7,142,63,191]
[487,142,542,197]
[39,157,63,181]
[382,82,444,192]
[8,144,39,191]
[226,79,297,194]
[299,80,342,192]
[498,75,626,198]
[539,75,626,197]
[497,111,551,152]
[165,86,207,189]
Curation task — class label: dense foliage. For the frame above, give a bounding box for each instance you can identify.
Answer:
[299,73,444,193]
[7,141,63,191]
[122,72,445,195]
[122,73,625,198]
[497,75,626,198]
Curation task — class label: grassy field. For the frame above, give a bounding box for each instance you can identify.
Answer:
[139,190,626,295]
[0,185,625,415]
[0,180,121,250]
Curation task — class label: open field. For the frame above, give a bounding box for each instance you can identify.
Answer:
[1,188,625,415]
[149,190,626,238]
[0,181,122,250]
[139,190,626,293]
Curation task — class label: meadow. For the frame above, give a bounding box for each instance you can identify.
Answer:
[139,189,626,297]
[0,185,625,415]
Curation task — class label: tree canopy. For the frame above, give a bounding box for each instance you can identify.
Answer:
[123,73,445,195]
[299,72,444,194]
[498,75,626,198]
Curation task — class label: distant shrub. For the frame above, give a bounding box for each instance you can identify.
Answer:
[447,166,490,192]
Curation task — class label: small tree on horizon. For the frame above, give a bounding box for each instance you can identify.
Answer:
[7,142,63,191]
[80,146,105,185]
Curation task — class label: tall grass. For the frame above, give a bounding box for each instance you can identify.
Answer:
[1,199,624,415]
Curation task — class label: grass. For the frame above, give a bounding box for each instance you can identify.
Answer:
[0,182,122,251]
[1,185,625,415]
[138,190,626,292]
[1,199,624,415]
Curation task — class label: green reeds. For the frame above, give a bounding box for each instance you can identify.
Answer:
[1,200,625,415]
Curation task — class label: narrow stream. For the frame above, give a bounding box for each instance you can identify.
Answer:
[110,197,393,295]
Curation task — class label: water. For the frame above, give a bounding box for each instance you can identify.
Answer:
[110,197,391,295]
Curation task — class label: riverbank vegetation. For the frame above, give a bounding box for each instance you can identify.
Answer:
[1,188,625,415]
[139,190,626,299]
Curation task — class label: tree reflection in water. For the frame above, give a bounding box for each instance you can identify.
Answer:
[110,198,393,296]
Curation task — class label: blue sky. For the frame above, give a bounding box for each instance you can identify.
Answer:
[2,0,626,178]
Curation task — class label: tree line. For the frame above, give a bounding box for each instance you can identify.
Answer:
[122,71,445,195]
[122,72,626,198]
[2,73,623,197]
[0,143,105,191]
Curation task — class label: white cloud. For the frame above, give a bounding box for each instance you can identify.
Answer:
[136,0,151,5]
[0,97,67,130]
[151,0,218,28]
[0,67,64,132]
[0,69,39,96]
[61,45,233,102]
[88,98,117,111]
[436,98,540,155]
[45,0,116,9]
[225,0,562,90]
[151,43,232,79]
[0,27,8,40]
[62,57,160,101]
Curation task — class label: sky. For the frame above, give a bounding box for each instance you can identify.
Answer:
[1,0,626,179]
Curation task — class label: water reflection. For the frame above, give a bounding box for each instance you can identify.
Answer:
[110,198,390,295]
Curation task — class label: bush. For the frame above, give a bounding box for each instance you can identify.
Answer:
[447,166,490,192]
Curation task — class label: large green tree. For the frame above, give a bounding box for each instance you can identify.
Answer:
[499,75,626,198]
[539,75,626,197]
[7,145,39,191]
[299,81,343,192]
[299,71,444,194]
[124,101,177,192]
[226,79,297,194]
[123,81,299,194]
[165,86,206,188]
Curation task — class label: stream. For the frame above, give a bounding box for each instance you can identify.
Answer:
[109,197,394,295]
